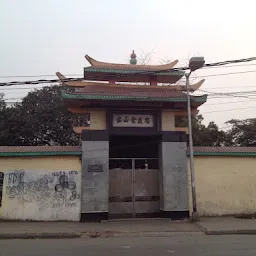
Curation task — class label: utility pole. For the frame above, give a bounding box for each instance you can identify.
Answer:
[186,57,205,221]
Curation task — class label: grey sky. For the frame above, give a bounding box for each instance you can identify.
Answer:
[0,0,256,127]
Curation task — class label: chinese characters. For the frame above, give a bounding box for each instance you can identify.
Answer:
[113,114,153,127]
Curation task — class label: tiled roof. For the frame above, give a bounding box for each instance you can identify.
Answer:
[84,67,184,75]
[61,80,205,92]
[193,147,256,156]
[0,146,81,152]
[78,84,187,97]
[0,146,255,157]
[61,85,207,103]
[84,55,180,72]
[193,147,256,153]
[83,69,184,84]
[0,146,81,157]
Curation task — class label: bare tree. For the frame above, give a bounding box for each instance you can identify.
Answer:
[0,93,5,110]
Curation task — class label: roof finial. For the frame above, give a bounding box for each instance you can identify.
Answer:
[130,50,137,65]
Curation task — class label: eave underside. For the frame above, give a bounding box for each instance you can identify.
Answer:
[63,98,205,109]
[83,69,184,83]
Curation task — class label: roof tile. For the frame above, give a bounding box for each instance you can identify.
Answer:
[0,146,255,154]
[75,84,187,98]
[193,147,256,153]
[84,66,184,74]
[0,146,81,153]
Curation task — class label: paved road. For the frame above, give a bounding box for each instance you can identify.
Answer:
[1,234,256,256]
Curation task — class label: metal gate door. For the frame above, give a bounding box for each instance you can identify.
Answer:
[109,158,160,218]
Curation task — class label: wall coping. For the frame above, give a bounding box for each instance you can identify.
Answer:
[0,146,82,157]
[0,151,82,157]
[191,146,256,157]
[0,146,255,157]
[191,152,256,157]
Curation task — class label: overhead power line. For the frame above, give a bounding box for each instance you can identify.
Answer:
[194,69,256,78]
[0,74,81,78]
[4,91,256,105]
[203,85,256,89]
[1,56,256,86]
[1,69,255,87]
[201,90,256,95]
[1,84,256,92]
[6,97,256,106]
[205,98,256,106]
[206,95,256,100]
[202,57,256,68]
[0,86,45,91]
[0,78,82,87]
[1,63,256,79]
[203,105,256,113]
[198,89,256,99]
[1,56,256,79]
[202,63,256,69]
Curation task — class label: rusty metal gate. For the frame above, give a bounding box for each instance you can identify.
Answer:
[109,158,160,218]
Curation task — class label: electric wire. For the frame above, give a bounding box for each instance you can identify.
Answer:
[1,56,256,86]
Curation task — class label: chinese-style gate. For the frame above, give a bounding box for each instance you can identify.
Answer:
[58,51,207,220]
[109,158,159,218]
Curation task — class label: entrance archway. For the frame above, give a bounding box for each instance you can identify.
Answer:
[109,135,160,218]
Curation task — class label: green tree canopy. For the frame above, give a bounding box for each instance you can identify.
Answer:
[0,86,79,146]
[176,114,226,146]
[0,86,255,147]
[224,118,256,146]
[192,115,227,146]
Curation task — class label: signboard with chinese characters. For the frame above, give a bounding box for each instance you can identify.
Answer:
[87,164,103,172]
[112,114,154,128]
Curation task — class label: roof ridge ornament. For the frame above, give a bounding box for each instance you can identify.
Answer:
[130,50,137,65]
[84,53,179,71]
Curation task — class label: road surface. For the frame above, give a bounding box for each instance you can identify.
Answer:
[1,234,256,255]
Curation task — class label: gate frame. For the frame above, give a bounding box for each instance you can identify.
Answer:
[109,157,159,217]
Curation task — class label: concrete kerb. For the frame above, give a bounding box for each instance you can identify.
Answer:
[82,231,204,238]
[4,229,256,238]
[0,218,204,239]
[195,221,256,235]
[204,230,256,235]
[0,231,204,240]
[0,233,81,239]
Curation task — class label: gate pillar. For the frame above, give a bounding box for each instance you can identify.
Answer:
[159,131,189,219]
[81,130,109,221]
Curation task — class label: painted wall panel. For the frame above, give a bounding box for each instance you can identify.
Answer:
[1,153,256,218]
[0,156,81,221]
[69,108,106,132]
[161,110,175,131]
[161,110,188,133]
[193,156,256,216]
[0,156,81,172]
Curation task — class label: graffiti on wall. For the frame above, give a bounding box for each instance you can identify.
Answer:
[5,170,80,210]
[0,172,4,207]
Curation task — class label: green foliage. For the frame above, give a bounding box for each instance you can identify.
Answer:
[192,114,226,146]
[0,86,255,147]
[175,114,226,146]
[0,86,79,146]
[224,119,256,146]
